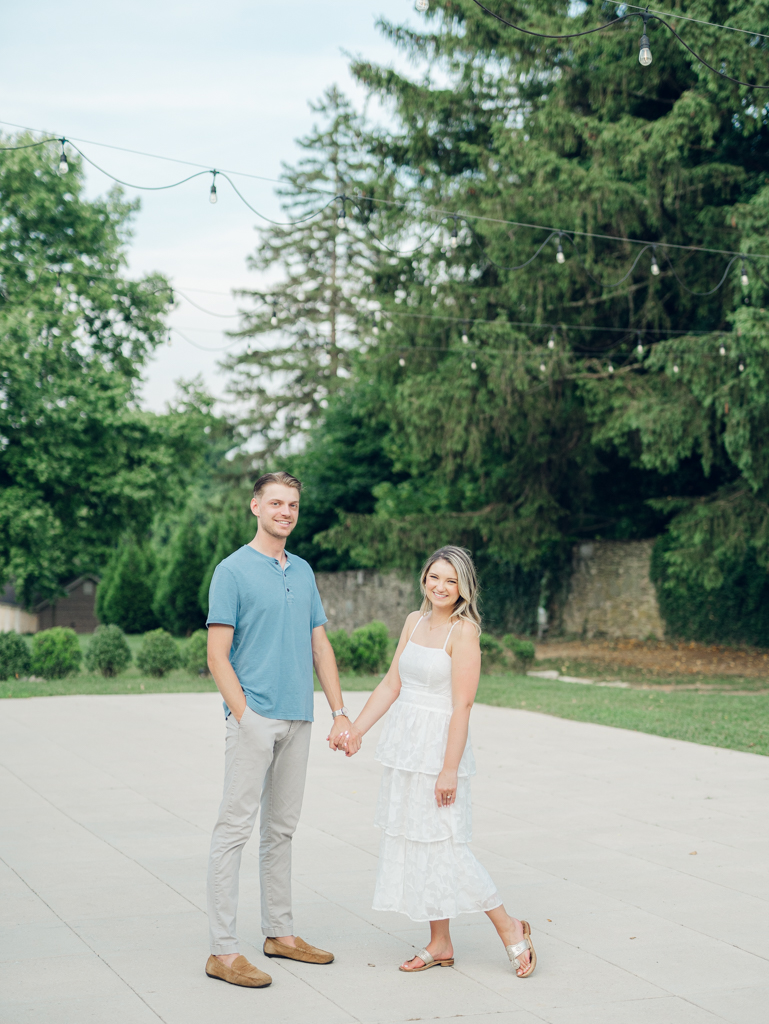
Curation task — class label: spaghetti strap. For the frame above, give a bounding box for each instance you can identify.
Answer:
[409,614,427,641]
[442,620,459,651]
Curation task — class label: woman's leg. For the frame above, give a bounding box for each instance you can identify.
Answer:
[400,919,453,970]
[485,904,532,976]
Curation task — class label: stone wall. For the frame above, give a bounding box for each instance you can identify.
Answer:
[560,539,665,640]
[315,570,417,637]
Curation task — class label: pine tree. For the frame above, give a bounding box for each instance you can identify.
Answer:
[97,539,158,634]
[153,510,206,636]
[311,0,769,636]
[222,87,381,457]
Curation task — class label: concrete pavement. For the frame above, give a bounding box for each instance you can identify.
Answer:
[0,691,767,1024]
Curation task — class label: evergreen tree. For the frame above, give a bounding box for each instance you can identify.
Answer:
[222,87,381,457]
[96,539,158,634]
[198,491,255,615]
[308,0,769,635]
[153,510,206,636]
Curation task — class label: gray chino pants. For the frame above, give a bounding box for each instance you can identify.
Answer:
[207,706,312,954]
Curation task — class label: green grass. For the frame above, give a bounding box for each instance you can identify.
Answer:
[476,673,769,756]
[3,643,766,755]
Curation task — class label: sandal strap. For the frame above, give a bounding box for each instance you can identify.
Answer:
[415,948,434,966]
[506,938,531,964]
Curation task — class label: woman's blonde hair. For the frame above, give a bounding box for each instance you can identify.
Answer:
[419,546,482,634]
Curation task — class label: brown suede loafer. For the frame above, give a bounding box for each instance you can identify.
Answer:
[263,936,334,964]
[205,954,272,987]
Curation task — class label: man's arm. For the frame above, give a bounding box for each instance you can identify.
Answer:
[207,624,247,722]
[311,625,348,749]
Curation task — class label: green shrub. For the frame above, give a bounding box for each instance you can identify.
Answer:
[503,635,536,670]
[350,620,390,674]
[328,629,354,673]
[184,629,209,676]
[479,633,506,670]
[31,627,82,679]
[329,620,390,675]
[0,631,32,680]
[85,625,131,677]
[137,629,181,677]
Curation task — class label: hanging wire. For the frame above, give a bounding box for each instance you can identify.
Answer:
[470,1,769,88]
[603,1,769,40]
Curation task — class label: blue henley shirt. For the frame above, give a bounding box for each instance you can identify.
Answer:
[206,545,327,721]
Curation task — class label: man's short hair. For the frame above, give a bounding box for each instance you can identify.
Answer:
[253,471,303,501]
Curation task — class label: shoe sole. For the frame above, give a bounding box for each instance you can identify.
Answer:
[205,970,271,988]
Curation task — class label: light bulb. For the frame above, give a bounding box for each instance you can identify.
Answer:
[741,261,749,288]
[471,361,477,370]
[450,219,458,249]
[608,363,614,374]
[719,345,726,356]
[639,37,652,66]
[739,361,745,372]
[461,332,469,344]
[209,182,217,204]
[539,362,546,373]
[636,343,644,356]
[270,306,278,327]
[372,325,379,335]
[399,357,406,367]
[58,143,68,175]
[673,364,679,374]
[337,200,346,230]
[415,0,429,10]
[650,250,660,276]
[548,335,555,350]
[54,275,62,297]
[556,240,565,264]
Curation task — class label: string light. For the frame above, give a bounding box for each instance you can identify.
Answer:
[650,248,660,276]
[470,1,769,90]
[719,344,726,356]
[461,327,469,344]
[54,274,62,297]
[450,216,459,249]
[741,260,749,288]
[636,339,644,356]
[639,15,653,66]
[539,362,546,372]
[673,364,679,373]
[337,197,347,230]
[57,139,68,175]
[399,356,406,366]
[739,360,745,372]
[547,334,555,349]
[209,171,218,204]
[415,0,429,10]
[471,360,477,370]
[608,363,614,374]
[270,304,278,327]
[556,236,566,264]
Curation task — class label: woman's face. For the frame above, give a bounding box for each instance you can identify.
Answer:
[424,558,460,612]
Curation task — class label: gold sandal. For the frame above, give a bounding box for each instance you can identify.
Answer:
[399,948,455,972]
[506,920,536,978]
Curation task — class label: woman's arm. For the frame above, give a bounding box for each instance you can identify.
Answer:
[435,622,481,807]
[339,611,421,756]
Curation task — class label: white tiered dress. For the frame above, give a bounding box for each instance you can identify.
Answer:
[372,617,502,922]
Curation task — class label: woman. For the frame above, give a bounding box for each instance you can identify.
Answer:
[340,546,536,977]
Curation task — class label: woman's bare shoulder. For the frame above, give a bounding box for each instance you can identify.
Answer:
[450,618,481,651]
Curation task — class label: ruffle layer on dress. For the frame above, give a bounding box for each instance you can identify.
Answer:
[375,766,472,843]
[375,694,476,777]
[373,832,502,922]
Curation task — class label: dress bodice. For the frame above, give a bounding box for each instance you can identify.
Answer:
[397,640,454,713]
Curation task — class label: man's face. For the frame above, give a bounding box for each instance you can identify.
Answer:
[251,484,300,539]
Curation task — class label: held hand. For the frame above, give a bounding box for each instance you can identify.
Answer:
[435,768,458,808]
[327,716,351,752]
[343,725,363,757]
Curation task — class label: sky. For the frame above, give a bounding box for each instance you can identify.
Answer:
[1,0,416,411]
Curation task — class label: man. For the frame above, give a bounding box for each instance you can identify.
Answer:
[204,471,351,989]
